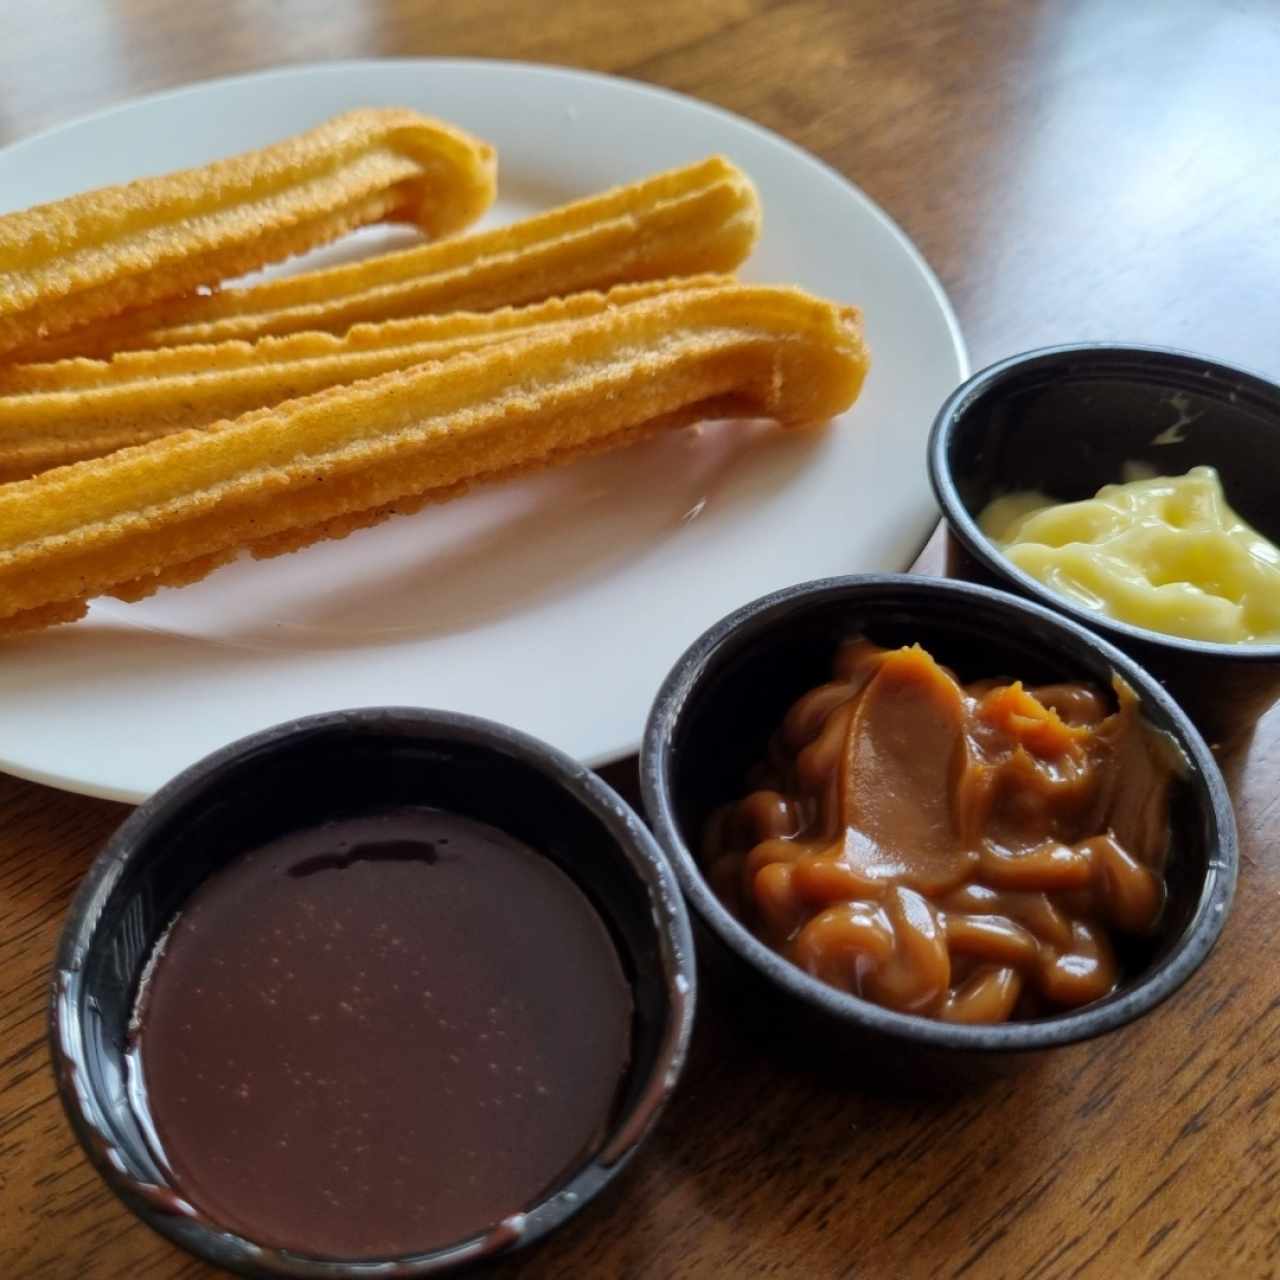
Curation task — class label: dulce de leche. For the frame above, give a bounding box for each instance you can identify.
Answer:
[703,639,1180,1023]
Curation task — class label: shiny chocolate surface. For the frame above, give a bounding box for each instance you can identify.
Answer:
[132,807,633,1260]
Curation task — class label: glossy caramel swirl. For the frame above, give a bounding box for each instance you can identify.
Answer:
[702,639,1179,1023]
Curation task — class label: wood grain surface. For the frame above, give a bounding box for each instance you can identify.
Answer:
[3,2,1280,1277]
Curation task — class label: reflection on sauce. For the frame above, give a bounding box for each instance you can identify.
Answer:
[130,807,632,1259]
[703,640,1179,1023]
[979,465,1280,643]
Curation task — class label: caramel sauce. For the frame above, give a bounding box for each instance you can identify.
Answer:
[703,640,1179,1023]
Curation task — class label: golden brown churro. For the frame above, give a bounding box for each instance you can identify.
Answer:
[0,284,867,633]
[0,277,728,479]
[0,108,497,357]
[19,157,760,361]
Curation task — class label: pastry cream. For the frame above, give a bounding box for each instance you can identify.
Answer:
[979,466,1280,644]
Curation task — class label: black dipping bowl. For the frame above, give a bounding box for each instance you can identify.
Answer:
[928,345,1280,728]
[51,709,695,1278]
[642,575,1235,1053]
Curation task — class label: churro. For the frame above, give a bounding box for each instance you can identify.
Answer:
[0,108,497,357]
[0,277,728,479]
[18,157,760,361]
[0,284,867,633]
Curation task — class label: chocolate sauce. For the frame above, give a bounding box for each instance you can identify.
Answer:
[130,807,633,1260]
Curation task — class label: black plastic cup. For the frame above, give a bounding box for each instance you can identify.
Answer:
[928,344,1280,738]
[50,709,696,1278]
[642,574,1236,1055]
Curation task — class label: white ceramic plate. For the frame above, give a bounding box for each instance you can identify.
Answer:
[0,59,966,803]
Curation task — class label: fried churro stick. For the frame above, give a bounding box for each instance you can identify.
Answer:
[0,277,729,479]
[19,157,760,361]
[0,108,497,357]
[0,284,867,633]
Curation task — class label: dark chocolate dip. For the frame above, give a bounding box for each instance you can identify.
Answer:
[130,807,633,1259]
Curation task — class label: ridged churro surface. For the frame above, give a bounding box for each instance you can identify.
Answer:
[0,277,728,479]
[0,284,867,633]
[0,108,497,356]
[19,157,758,361]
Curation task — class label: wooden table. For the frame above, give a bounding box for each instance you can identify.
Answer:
[3,2,1280,1276]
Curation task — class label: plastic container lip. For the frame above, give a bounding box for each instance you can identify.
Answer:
[928,342,1280,662]
[50,706,697,1279]
[641,572,1237,1054]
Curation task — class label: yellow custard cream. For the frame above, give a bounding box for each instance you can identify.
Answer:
[979,465,1280,644]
